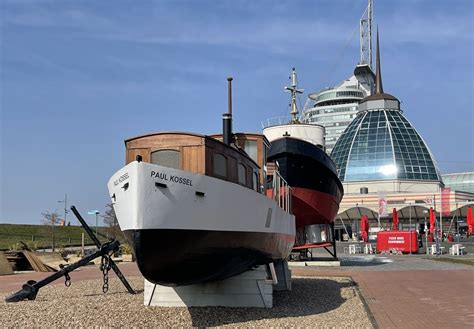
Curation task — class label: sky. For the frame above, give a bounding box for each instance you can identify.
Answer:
[1,0,473,225]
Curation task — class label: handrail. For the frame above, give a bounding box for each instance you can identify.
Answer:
[272,170,292,214]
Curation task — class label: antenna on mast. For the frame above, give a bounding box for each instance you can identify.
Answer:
[359,0,373,69]
[285,68,304,123]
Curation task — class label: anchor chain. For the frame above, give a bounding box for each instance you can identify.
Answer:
[64,273,71,287]
[100,254,112,293]
[59,264,72,287]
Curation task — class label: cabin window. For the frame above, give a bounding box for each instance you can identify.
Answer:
[244,140,258,163]
[151,149,181,169]
[238,164,246,185]
[253,172,258,191]
[213,153,227,177]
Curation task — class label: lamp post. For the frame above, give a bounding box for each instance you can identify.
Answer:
[423,209,428,256]
[88,210,100,235]
[58,193,68,225]
[409,203,412,255]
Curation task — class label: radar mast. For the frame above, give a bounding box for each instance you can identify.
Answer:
[285,68,304,123]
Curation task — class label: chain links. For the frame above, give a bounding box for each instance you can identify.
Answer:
[64,272,71,287]
[100,254,111,293]
[59,264,72,287]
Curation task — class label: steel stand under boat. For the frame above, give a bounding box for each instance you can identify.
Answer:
[5,206,136,303]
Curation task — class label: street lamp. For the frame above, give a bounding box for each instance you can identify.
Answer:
[423,209,428,256]
[409,203,412,255]
[88,210,100,234]
[58,193,68,225]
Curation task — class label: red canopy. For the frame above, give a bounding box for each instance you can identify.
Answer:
[360,215,369,242]
[429,207,436,235]
[392,208,399,230]
[468,207,473,235]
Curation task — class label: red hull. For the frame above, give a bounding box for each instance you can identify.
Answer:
[291,187,340,229]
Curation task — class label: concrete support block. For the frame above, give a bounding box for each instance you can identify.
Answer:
[273,260,292,291]
[144,266,273,308]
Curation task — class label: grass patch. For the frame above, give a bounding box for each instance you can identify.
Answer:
[0,224,124,250]
[428,257,474,266]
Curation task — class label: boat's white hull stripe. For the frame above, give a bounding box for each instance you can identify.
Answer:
[107,161,295,235]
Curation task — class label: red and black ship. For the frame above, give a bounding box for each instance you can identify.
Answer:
[263,68,344,254]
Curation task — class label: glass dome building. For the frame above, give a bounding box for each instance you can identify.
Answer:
[331,108,442,182]
[331,32,442,183]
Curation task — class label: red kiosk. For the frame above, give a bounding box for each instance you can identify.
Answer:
[377,208,419,254]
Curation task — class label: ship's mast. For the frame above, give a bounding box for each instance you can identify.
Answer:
[359,0,373,69]
[285,68,304,123]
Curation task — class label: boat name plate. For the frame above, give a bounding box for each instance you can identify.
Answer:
[151,170,193,186]
[113,173,129,186]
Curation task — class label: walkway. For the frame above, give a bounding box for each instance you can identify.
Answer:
[1,258,473,328]
[292,256,474,328]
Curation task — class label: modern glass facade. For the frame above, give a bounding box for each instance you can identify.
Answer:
[331,109,442,182]
[442,172,474,193]
[303,70,374,153]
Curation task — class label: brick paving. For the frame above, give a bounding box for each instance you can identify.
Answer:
[292,256,474,328]
[1,258,473,328]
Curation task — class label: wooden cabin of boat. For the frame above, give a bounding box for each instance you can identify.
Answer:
[209,132,270,188]
[124,132,268,192]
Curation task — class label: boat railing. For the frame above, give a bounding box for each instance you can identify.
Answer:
[261,116,292,129]
[272,170,292,214]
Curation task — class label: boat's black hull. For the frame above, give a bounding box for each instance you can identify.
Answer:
[268,137,343,199]
[124,229,293,286]
[267,137,343,226]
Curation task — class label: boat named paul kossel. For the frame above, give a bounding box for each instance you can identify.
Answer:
[108,78,295,286]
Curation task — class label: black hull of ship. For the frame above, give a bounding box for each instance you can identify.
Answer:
[124,229,293,286]
[268,137,343,198]
[268,137,343,226]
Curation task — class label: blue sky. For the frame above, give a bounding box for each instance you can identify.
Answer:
[1,0,473,224]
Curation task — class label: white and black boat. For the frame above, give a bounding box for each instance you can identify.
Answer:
[108,78,295,286]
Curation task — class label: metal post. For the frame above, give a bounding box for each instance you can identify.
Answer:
[58,194,68,225]
[434,194,440,255]
[64,193,67,225]
[81,232,85,257]
[95,212,99,235]
[440,202,443,243]
[331,222,337,259]
[409,203,412,255]
[425,216,428,256]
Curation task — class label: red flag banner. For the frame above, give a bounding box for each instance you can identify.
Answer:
[392,208,399,230]
[441,188,451,216]
[468,207,473,235]
[429,207,436,235]
[378,192,388,218]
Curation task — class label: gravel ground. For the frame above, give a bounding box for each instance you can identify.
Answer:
[1,276,373,327]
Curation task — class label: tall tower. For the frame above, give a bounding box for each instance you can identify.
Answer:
[302,0,375,154]
[359,0,373,69]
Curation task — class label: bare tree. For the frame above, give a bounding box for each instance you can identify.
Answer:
[102,204,122,238]
[41,211,61,251]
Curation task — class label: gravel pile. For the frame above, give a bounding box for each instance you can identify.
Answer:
[1,276,373,327]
